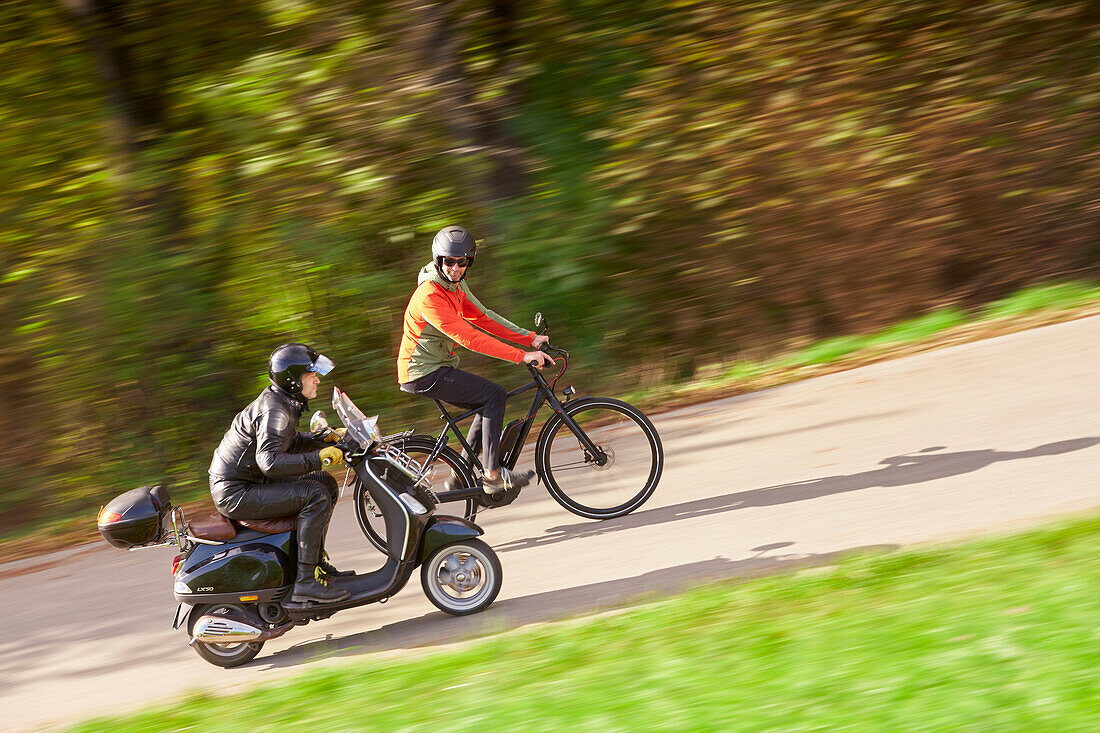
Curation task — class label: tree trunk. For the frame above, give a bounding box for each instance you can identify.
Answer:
[59,0,188,246]
[406,0,530,218]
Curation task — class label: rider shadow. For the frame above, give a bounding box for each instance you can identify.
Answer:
[497,437,1100,553]
[253,543,898,671]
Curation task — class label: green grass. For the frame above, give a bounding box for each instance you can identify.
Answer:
[780,307,968,369]
[864,307,969,347]
[614,279,1098,409]
[979,281,1100,320]
[70,514,1100,732]
[719,280,1098,381]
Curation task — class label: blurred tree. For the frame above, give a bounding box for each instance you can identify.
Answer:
[396,0,530,236]
[598,0,1100,369]
[2,0,1098,538]
[58,0,273,244]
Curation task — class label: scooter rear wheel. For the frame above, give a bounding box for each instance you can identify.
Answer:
[420,539,502,616]
[187,603,264,668]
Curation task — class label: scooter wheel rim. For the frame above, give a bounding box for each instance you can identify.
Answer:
[427,545,494,611]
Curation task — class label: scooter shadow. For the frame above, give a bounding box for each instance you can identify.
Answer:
[253,543,897,671]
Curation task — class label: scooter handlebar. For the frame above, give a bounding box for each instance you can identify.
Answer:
[322,434,363,466]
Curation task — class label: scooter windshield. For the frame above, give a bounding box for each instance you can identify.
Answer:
[331,387,382,446]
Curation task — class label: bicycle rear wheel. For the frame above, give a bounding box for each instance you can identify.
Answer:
[355,437,477,553]
[536,397,663,519]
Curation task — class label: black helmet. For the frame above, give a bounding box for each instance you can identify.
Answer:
[432,226,477,281]
[268,343,334,394]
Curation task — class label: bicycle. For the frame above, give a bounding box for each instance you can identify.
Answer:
[354,313,664,552]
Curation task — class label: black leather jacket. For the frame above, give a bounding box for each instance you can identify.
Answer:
[209,386,328,482]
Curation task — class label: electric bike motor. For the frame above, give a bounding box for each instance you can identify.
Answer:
[97,485,172,549]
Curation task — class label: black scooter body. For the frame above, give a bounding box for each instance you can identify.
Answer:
[172,453,485,626]
[175,529,295,607]
[94,386,504,667]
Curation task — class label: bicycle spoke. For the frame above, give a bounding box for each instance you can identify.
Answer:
[547,461,593,471]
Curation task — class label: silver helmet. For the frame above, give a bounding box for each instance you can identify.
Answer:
[432,226,477,281]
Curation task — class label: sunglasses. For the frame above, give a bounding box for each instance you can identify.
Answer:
[442,257,470,267]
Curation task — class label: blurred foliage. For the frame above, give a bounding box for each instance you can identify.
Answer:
[599,0,1100,365]
[2,0,1099,529]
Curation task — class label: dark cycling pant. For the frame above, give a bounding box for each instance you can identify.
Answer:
[210,471,338,565]
[401,366,506,472]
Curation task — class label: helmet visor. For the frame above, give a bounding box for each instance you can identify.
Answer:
[310,354,335,376]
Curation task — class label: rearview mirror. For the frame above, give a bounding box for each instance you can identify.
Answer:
[310,410,329,432]
[534,312,548,335]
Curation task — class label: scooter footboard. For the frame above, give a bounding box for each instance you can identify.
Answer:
[419,516,483,564]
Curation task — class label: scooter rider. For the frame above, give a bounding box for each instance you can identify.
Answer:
[397,226,555,494]
[209,343,351,604]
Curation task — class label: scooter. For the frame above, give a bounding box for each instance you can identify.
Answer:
[97,386,503,668]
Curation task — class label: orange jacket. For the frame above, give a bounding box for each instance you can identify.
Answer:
[397,263,534,383]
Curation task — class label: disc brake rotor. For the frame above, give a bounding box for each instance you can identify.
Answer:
[585,445,615,471]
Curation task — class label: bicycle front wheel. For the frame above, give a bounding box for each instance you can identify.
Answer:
[536,397,663,519]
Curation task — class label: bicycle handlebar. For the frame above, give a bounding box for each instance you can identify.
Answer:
[529,343,569,386]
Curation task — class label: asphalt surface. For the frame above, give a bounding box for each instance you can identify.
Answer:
[3,316,1098,730]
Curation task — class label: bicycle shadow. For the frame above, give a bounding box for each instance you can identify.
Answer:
[662,410,906,455]
[498,437,1100,553]
[253,543,898,671]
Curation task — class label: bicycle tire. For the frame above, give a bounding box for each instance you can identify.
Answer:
[535,397,663,519]
[354,436,477,552]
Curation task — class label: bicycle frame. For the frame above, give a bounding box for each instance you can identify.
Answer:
[419,357,605,505]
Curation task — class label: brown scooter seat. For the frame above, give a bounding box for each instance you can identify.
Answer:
[187,512,297,541]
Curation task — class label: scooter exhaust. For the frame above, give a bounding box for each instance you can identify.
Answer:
[190,615,292,645]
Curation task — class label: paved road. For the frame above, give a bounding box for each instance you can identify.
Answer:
[3,317,1098,730]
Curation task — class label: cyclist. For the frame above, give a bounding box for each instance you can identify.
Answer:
[397,225,554,494]
[209,343,352,604]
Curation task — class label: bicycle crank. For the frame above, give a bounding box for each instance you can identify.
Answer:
[476,484,523,509]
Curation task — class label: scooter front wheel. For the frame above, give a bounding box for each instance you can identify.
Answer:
[420,539,502,616]
[187,603,264,668]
